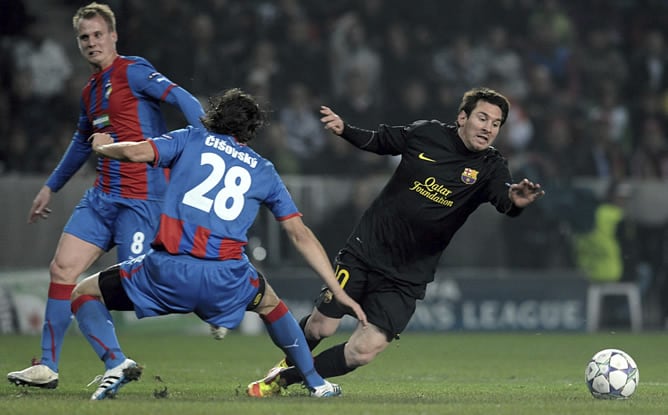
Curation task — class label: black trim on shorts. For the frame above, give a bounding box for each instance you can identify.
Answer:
[98,264,134,311]
[245,271,266,311]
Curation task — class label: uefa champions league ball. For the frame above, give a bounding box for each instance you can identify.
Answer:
[585,348,639,399]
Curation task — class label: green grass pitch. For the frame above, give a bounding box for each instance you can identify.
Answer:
[1,332,666,415]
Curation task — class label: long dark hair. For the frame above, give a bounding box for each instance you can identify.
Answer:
[201,88,266,143]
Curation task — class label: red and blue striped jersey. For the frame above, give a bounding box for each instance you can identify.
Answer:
[46,55,204,200]
[148,126,301,260]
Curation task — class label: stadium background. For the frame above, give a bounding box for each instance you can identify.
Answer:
[1,0,668,334]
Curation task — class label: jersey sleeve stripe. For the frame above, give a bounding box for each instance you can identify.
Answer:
[160,84,175,101]
[276,212,302,221]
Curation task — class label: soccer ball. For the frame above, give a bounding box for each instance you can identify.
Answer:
[585,348,639,399]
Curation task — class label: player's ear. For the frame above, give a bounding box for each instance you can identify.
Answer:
[456,110,467,126]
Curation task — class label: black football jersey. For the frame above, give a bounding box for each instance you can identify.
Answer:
[341,120,520,293]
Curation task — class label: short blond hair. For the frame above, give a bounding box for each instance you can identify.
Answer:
[72,2,116,32]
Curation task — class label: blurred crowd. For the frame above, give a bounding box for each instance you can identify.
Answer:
[2,0,668,323]
[2,0,668,180]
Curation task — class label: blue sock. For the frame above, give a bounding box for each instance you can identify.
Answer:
[40,283,76,372]
[72,296,126,370]
[263,302,324,389]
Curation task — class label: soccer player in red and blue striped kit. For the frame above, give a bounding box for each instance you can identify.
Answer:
[7,2,204,389]
[67,88,366,400]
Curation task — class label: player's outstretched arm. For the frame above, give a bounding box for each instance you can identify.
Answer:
[281,216,368,326]
[27,186,53,224]
[166,86,205,129]
[89,133,156,163]
[319,105,345,135]
[507,178,545,208]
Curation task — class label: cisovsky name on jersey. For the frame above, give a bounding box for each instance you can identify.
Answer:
[205,135,258,168]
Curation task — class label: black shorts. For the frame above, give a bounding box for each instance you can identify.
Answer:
[315,250,418,342]
[98,265,134,311]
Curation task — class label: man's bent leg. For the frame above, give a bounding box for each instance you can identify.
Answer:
[279,319,388,386]
[41,234,104,371]
[71,273,141,400]
[71,274,127,370]
[283,307,343,367]
[7,234,103,388]
[255,283,327,389]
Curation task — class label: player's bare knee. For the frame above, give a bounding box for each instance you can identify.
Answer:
[70,284,84,302]
[49,260,67,283]
[344,324,389,366]
[49,259,79,284]
[344,342,379,367]
[304,321,330,340]
[70,279,89,301]
[70,274,101,301]
[305,313,338,339]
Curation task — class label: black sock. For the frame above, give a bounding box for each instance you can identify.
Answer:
[281,367,304,386]
[284,314,323,366]
[282,342,355,386]
[313,342,355,378]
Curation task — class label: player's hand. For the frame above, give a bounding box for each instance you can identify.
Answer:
[88,133,113,150]
[209,325,228,340]
[320,106,344,135]
[507,178,545,208]
[28,186,53,224]
[334,291,368,327]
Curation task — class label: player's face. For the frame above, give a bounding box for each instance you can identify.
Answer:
[76,15,118,71]
[456,101,503,152]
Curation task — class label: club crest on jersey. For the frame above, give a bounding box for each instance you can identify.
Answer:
[104,81,112,99]
[460,168,478,185]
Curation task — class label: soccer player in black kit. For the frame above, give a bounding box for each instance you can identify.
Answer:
[247,87,545,397]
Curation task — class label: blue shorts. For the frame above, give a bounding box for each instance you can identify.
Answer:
[118,250,260,329]
[63,187,161,261]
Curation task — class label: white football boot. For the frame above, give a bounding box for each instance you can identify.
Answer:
[90,358,142,400]
[7,364,59,389]
[310,380,342,398]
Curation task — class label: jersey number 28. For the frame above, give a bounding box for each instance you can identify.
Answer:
[182,152,251,220]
